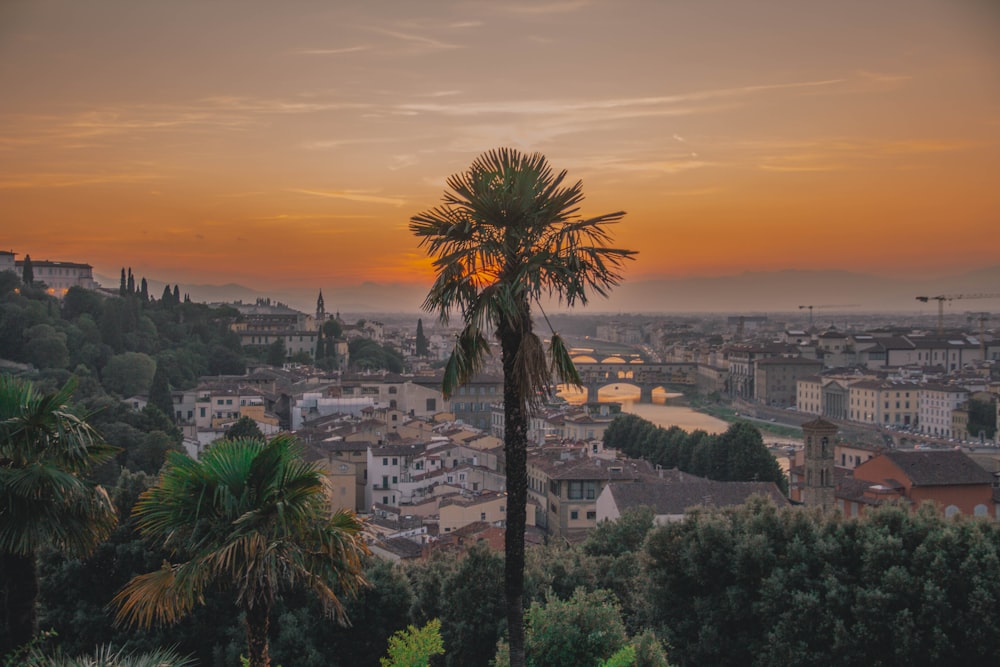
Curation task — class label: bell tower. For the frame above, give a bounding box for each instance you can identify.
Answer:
[316,289,326,321]
[801,417,837,511]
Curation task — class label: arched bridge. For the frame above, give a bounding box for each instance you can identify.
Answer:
[571,360,698,402]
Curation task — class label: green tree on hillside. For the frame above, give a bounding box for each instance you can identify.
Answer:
[411,148,635,666]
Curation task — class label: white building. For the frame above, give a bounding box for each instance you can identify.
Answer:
[918,384,969,439]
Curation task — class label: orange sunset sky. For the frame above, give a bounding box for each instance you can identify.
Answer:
[1,0,998,297]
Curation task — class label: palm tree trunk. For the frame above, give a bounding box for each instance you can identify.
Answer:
[500,324,528,667]
[0,551,38,656]
[244,601,271,667]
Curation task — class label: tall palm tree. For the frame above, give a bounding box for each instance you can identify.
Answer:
[0,375,119,655]
[113,434,370,667]
[410,148,635,666]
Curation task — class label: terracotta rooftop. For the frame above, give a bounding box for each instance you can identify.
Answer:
[878,450,993,487]
[605,479,789,516]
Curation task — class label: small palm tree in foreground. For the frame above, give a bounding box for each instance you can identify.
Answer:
[114,435,370,667]
[0,375,118,655]
[18,643,194,667]
[410,147,635,667]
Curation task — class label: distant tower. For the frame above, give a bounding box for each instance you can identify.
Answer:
[316,290,325,321]
[801,417,838,512]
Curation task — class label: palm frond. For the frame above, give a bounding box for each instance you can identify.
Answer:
[548,333,582,388]
[441,325,490,398]
[512,332,551,409]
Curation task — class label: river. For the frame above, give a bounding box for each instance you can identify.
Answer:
[559,385,802,472]
[558,385,731,433]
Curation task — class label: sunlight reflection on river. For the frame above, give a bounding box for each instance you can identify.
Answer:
[557,385,731,434]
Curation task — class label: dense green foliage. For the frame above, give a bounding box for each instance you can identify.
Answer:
[603,414,788,493]
[22,495,1000,666]
[645,498,1000,666]
[349,338,404,373]
[968,396,997,440]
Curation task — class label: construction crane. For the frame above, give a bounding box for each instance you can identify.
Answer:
[915,293,1000,335]
[797,304,860,328]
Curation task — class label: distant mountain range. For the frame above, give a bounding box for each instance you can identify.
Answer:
[96,265,1000,316]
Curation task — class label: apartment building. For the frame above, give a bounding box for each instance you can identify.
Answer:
[918,384,969,439]
[754,357,823,407]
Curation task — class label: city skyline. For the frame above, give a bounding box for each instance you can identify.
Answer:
[2,0,999,303]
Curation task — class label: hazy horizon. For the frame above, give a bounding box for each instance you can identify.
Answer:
[90,264,1000,317]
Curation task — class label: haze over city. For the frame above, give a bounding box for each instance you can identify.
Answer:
[2,0,999,312]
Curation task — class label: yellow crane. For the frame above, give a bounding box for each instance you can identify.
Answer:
[915,293,1000,335]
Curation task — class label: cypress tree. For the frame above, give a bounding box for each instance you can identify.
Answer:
[21,255,33,286]
[126,268,135,294]
[140,278,149,301]
[314,328,325,359]
[149,361,174,420]
[416,318,429,356]
[173,285,180,303]
[119,268,127,296]
[161,285,172,303]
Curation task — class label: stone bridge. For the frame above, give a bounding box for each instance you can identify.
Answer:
[571,360,698,402]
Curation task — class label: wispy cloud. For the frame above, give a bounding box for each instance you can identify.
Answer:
[251,213,377,221]
[499,0,592,16]
[288,188,407,207]
[294,46,370,56]
[395,79,844,118]
[368,27,462,52]
[751,137,971,173]
[0,171,161,189]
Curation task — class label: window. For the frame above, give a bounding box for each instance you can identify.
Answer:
[480,512,486,521]
[382,476,388,488]
[586,511,596,520]
[392,476,397,484]
[570,510,579,520]
[426,398,436,411]
[567,481,597,500]
[392,458,398,465]
[382,458,388,465]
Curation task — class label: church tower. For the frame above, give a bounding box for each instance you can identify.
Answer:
[801,417,837,512]
[316,289,325,321]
